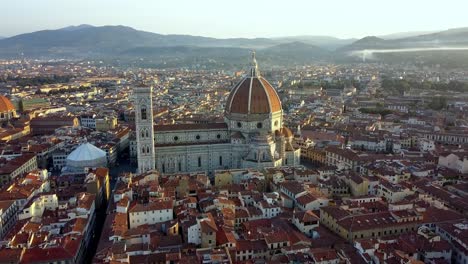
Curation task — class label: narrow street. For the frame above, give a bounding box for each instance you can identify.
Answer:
[84,156,136,263]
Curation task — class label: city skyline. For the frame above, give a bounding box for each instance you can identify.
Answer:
[0,2,467,263]
[2,0,467,38]
[0,50,467,263]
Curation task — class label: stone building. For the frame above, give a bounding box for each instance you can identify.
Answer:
[134,53,301,175]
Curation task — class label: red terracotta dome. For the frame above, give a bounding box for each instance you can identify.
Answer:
[282,126,293,138]
[0,96,15,112]
[225,52,282,115]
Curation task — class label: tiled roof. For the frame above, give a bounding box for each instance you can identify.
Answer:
[226,76,282,114]
[0,95,15,112]
[235,239,268,252]
[0,248,21,263]
[296,193,318,205]
[129,199,173,213]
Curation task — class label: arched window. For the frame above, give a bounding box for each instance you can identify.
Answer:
[146,130,149,137]
[219,156,223,166]
[146,146,150,153]
[142,147,146,154]
[254,152,257,160]
[262,152,266,160]
[141,130,145,138]
[198,157,202,167]
[141,107,147,120]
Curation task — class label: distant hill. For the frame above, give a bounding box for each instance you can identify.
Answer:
[336,28,468,67]
[272,36,355,50]
[0,25,333,66]
[0,25,279,58]
[0,25,157,57]
[1,25,468,68]
[338,36,389,51]
[58,24,95,31]
[261,41,330,61]
[378,30,437,40]
[0,25,357,59]
[400,27,468,45]
[340,27,468,52]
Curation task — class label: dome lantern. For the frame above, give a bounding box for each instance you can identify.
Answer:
[225,53,282,115]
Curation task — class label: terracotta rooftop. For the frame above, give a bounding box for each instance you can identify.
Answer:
[0,95,15,112]
[226,76,282,114]
[129,199,173,213]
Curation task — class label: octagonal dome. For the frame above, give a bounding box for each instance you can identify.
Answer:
[0,96,15,112]
[225,52,282,115]
[66,142,107,168]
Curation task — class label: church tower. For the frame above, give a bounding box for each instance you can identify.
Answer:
[134,85,155,173]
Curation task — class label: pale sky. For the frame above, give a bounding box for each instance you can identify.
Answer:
[1,0,467,38]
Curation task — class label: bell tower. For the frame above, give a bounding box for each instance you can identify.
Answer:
[134,85,155,173]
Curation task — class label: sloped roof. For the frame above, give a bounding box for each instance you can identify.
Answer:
[0,95,15,112]
[67,142,106,162]
[225,77,282,114]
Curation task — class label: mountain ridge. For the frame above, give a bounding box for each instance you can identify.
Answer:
[341,27,468,52]
[378,30,438,39]
[1,25,468,68]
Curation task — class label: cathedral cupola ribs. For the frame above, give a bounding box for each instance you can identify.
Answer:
[225,52,282,115]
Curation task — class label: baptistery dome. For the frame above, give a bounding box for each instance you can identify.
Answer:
[66,142,107,169]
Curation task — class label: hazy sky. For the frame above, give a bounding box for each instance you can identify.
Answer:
[2,0,467,38]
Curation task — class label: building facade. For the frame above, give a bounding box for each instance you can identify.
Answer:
[128,198,173,229]
[134,86,156,173]
[134,53,301,175]
[0,154,38,187]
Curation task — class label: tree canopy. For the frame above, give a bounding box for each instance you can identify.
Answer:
[381,79,468,95]
[0,75,74,86]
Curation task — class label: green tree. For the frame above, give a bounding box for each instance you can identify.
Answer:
[428,97,447,110]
